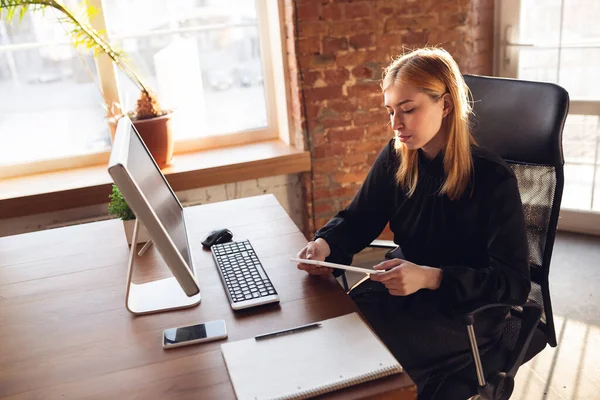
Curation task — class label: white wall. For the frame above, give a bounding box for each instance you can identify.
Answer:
[0,174,305,237]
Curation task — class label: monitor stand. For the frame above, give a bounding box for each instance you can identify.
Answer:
[125,218,201,315]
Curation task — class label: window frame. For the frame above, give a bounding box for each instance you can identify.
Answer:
[494,0,600,235]
[0,0,293,179]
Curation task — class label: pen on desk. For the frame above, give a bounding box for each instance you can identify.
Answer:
[255,322,322,341]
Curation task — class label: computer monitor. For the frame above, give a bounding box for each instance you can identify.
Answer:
[108,117,200,298]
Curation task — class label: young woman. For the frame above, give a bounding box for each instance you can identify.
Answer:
[296,48,530,399]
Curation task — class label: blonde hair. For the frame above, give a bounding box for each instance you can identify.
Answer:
[382,47,475,200]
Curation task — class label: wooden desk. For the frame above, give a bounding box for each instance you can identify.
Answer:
[0,195,416,399]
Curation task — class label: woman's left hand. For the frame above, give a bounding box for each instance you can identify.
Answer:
[369,258,442,296]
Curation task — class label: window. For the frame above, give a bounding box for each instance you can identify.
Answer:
[497,0,600,216]
[0,0,285,178]
[0,3,108,169]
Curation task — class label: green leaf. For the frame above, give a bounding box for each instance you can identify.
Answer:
[18,5,26,21]
[7,5,15,21]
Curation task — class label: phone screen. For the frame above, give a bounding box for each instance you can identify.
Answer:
[163,320,226,346]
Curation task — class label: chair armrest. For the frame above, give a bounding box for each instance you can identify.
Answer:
[461,301,543,400]
[459,302,519,325]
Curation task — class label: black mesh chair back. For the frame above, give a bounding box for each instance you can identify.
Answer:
[464,74,569,349]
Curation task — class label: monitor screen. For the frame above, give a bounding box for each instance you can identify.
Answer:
[125,130,191,271]
[108,117,199,297]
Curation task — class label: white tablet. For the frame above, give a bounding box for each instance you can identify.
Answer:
[289,258,381,275]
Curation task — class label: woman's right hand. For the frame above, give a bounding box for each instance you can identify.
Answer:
[296,238,333,275]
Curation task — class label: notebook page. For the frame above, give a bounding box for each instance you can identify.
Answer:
[221,312,402,400]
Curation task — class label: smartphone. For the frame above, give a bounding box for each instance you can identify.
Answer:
[162,319,227,349]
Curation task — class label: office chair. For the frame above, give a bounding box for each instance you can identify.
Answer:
[340,75,569,399]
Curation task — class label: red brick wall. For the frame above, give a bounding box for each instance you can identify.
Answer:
[285,0,495,239]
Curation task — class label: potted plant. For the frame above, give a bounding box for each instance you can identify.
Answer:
[108,184,150,245]
[1,0,174,166]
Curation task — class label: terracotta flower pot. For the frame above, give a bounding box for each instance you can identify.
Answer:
[122,219,150,245]
[132,113,174,167]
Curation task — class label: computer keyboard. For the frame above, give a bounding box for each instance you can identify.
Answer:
[211,240,280,310]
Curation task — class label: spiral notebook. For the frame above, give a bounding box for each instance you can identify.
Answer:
[221,312,402,400]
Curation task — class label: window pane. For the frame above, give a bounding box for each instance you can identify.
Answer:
[517,48,559,84]
[563,164,594,210]
[520,0,562,44]
[562,115,600,210]
[595,166,600,212]
[518,0,600,100]
[562,0,600,43]
[558,49,600,100]
[0,12,109,166]
[101,0,268,140]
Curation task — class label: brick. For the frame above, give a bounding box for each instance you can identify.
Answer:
[323,68,350,86]
[428,29,463,45]
[298,54,336,70]
[306,117,323,134]
[311,131,328,147]
[385,15,438,32]
[341,153,369,167]
[375,0,396,17]
[394,2,423,15]
[298,21,328,38]
[366,123,392,139]
[332,170,369,185]
[297,36,321,55]
[356,94,383,110]
[302,70,322,88]
[351,62,380,81]
[314,186,357,201]
[304,86,343,102]
[328,99,355,114]
[312,158,339,174]
[312,173,330,189]
[400,30,428,46]
[329,19,375,36]
[349,34,375,49]
[448,12,469,27]
[353,110,387,126]
[322,3,343,20]
[347,82,381,98]
[323,116,352,129]
[367,152,380,165]
[379,33,406,48]
[474,38,491,54]
[336,50,371,68]
[296,4,320,21]
[327,127,365,142]
[314,142,346,158]
[323,37,348,53]
[314,201,335,215]
[345,2,372,19]
[353,140,388,154]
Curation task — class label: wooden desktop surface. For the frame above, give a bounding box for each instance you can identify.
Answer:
[0,195,416,399]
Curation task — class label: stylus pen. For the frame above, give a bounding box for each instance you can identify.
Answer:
[255,322,322,341]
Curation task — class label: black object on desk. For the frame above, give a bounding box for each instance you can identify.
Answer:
[202,228,233,248]
[255,322,321,341]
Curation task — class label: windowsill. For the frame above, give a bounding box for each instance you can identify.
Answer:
[0,139,311,219]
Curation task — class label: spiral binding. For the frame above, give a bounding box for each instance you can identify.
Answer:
[271,364,403,400]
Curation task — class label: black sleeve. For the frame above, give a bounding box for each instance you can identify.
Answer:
[314,140,399,271]
[438,174,531,308]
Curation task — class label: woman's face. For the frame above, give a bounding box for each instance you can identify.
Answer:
[384,82,451,157]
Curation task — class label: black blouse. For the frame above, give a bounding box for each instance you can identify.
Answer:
[315,138,530,312]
